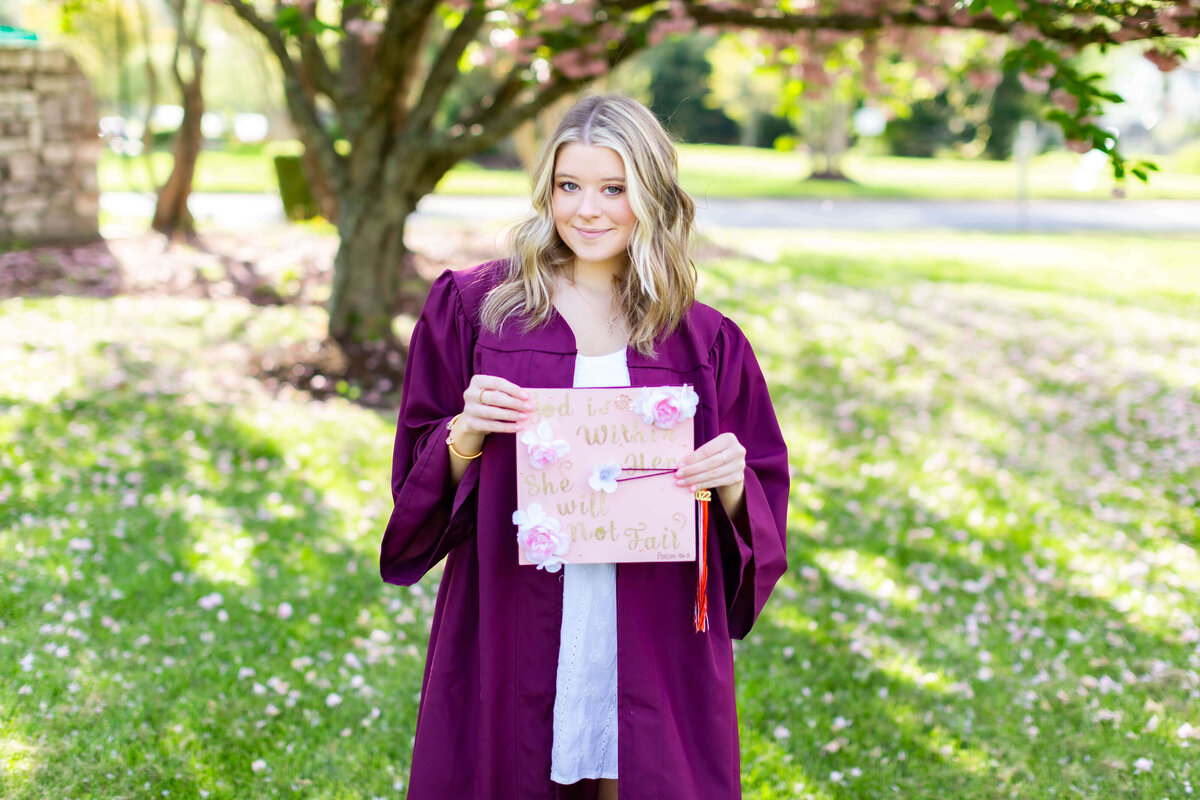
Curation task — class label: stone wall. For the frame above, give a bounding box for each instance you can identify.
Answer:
[0,45,100,246]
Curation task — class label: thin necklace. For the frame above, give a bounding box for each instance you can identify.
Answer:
[568,281,621,336]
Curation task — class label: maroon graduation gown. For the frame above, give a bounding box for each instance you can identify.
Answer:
[380,261,789,800]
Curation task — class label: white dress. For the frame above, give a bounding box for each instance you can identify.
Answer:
[550,348,628,784]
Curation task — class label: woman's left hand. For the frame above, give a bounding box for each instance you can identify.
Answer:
[675,433,746,501]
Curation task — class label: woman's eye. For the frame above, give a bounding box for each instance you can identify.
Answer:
[558,181,579,192]
[603,185,624,195]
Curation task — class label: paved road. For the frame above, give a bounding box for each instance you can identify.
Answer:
[101,191,1200,234]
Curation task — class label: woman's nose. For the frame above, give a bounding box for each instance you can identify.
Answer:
[577,190,601,218]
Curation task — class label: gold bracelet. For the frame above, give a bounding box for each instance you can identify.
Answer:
[446,413,483,460]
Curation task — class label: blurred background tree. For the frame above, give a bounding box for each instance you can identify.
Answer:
[6,0,1197,376]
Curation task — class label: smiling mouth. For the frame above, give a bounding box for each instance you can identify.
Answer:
[576,227,611,235]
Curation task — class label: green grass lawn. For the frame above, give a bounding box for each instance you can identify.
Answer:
[2,229,1198,798]
[99,142,1200,200]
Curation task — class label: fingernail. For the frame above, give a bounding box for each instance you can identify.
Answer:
[524,402,535,410]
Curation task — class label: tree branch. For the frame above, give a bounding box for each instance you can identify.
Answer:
[681,0,1189,48]
[406,2,488,136]
[299,32,344,110]
[222,0,345,189]
[445,8,667,159]
[360,0,440,121]
[455,71,525,132]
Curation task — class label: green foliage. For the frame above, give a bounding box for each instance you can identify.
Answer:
[983,64,1035,160]
[639,34,741,146]
[1004,41,1161,183]
[883,92,969,158]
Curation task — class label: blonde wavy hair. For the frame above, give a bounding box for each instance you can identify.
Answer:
[479,93,696,355]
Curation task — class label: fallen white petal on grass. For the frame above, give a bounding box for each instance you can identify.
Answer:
[198,592,223,610]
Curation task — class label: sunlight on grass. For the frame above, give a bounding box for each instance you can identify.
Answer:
[0,734,40,779]
[810,547,918,612]
[2,225,1198,798]
[700,228,1199,799]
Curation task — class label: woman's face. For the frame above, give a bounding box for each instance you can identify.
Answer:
[551,143,636,275]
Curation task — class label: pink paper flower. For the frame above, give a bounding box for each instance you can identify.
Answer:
[632,385,699,430]
[512,504,569,572]
[520,422,570,469]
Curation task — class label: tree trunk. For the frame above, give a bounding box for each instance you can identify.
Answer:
[300,145,339,222]
[328,188,426,349]
[807,97,852,181]
[153,4,205,235]
[152,76,202,233]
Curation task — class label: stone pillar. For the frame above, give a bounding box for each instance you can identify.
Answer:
[0,45,100,246]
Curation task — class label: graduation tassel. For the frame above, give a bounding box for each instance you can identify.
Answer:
[694,489,711,633]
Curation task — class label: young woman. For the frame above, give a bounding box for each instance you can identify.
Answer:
[380,94,789,800]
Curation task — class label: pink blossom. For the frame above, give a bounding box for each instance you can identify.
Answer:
[633,386,700,430]
[648,17,696,47]
[653,398,683,427]
[1143,50,1181,73]
[1051,88,1080,114]
[512,504,570,572]
[520,422,569,469]
[1110,25,1141,43]
[1009,23,1038,44]
[527,444,556,469]
[522,524,566,560]
[345,18,384,45]
[1018,73,1050,94]
[967,71,1002,90]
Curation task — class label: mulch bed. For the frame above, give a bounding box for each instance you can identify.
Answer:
[3,220,738,408]
[2,221,506,408]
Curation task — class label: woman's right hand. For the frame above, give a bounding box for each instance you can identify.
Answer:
[451,375,534,451]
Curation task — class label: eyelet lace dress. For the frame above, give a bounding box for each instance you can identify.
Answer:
[550,348,629,784]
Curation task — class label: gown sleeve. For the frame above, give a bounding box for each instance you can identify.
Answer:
[710,317,790,639]
[380,269,481,585]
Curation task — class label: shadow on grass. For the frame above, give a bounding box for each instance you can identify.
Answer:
[702,255,1199,797]
[0,368,425,797]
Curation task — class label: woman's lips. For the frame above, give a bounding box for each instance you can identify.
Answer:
[575,227,611,239]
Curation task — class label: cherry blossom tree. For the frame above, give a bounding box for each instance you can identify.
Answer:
[218,0,1199,363]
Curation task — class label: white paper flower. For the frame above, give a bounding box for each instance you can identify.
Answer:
[631,385,699,429]
[519,421,570,469]
[588,462,622,494]
[512,504,569,572]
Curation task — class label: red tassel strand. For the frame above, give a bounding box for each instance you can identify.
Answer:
[694,490,710,633]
